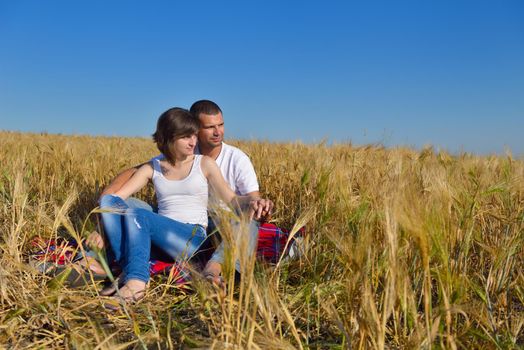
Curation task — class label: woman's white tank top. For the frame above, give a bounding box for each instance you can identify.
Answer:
[151,155,208,227]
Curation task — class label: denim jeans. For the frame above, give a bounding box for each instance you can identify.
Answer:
[99,194,206,283]
[208,219,259,273]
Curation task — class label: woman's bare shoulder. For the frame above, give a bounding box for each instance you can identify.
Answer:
[137,161,154,178]
[200,155,219,176]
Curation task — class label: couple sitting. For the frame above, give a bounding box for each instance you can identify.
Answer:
[91,100,273,303]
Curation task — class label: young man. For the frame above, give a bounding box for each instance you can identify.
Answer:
[190,100,261,200]
[87,100,271,283]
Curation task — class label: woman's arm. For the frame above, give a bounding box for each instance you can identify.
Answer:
[201,156,273,220]
[113,162,154,200]
[101,162,147,196]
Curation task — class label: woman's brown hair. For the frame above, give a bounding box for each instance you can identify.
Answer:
[152,107,200,163]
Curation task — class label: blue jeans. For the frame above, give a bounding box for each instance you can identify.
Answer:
[100,194,206,283]
[208,219,259,273]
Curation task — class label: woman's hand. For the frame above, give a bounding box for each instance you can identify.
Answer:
[249,198,274,221]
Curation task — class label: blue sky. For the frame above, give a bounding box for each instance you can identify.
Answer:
[1,1,523,155]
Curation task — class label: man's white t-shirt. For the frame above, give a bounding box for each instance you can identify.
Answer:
[195,142,259,196]
[154,142,259,196]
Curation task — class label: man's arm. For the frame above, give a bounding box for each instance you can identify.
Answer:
[245,191,260,200]
[100,163,147,196]
[234,157,260,196]
[235,153,266,218]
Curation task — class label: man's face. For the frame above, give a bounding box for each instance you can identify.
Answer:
[198,112,224,149]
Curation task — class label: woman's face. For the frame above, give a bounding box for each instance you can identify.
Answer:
[170,133,197,158]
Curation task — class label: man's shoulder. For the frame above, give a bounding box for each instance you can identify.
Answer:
[220,143,259,192]
[222,142,251,160]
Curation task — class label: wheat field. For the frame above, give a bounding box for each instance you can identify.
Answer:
[0,130,523,349]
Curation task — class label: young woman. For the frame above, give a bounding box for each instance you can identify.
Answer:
[99,107,272,302]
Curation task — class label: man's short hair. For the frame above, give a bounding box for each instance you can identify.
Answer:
[190,100,222,119]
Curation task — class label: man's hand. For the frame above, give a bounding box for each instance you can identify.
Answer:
[249,198,273,221]
[85,231,105,250]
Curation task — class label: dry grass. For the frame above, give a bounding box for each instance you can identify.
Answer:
[1,130,523,349]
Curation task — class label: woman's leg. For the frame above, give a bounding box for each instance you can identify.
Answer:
[96,196,153,265]
[99,194,130,264]
[125,197,155,212]
[121,208,207,284]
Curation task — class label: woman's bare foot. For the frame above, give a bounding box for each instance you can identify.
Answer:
[203,261,225,288]
[116,279,147,303]
[103,279,147,311]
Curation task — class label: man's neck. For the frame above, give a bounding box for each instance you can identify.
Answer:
[199,143,223,160]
